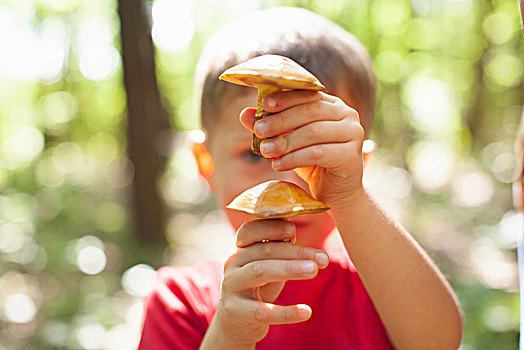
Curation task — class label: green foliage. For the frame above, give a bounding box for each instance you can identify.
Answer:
[0,0,522,348]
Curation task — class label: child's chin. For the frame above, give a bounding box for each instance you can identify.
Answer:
[292,213,335,236]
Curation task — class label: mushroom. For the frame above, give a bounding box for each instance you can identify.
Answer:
[219,54,330,219]
[219,54,325,155]
[226,180,329,218]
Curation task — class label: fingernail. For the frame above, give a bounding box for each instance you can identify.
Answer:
[284,223,295,237]
[301,261,315,274]
[260,140,275,155]
[316,252,329,267]
[254,121,268,136]
[297,304,312,319]
[272,158,281,169]
[264,95,277,108]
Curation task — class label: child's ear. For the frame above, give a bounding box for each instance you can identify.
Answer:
[362,139,375,168]
[190,132,215,191]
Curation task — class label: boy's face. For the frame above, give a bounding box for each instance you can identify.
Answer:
[206,89,335,248]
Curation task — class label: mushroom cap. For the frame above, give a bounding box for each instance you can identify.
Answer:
[226,180,330,219]
[219,54,325,91]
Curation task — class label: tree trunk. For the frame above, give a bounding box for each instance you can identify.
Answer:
[118,0,169,244]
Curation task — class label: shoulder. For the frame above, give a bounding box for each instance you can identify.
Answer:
[146,259,223,313]
[138,260,223,349]
[156,260,223,292]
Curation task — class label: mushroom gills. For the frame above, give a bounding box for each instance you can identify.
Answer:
[226,180,330,219]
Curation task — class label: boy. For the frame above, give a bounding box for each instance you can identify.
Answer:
[139,7,463,349]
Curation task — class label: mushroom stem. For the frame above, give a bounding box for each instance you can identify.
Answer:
[253,84,281,155]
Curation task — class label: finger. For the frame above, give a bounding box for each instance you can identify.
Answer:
[262,90,337,113]
[221,296,311,325]
[224,259,319,291]
[236,219,296,248]
[272,142,363,175]
[235,242,329,269]
[254,97,358,139]
[240,93,338,133]
[239,107,257,132]
[265,303,312,325]
[259,119,359,158]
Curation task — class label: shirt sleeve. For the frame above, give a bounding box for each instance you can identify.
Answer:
[138,262,222,350]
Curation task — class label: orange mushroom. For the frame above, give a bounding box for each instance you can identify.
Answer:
[219,54,324,155]
[227,180,329,219]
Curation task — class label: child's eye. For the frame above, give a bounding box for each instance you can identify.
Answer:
[241,150,266,164]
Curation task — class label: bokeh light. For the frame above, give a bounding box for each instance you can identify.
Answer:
[374,50,404,84]
[152,0,195,52]
[409,141,456,192]
[1,126,45,169]
[35,155,66,188]
[451,171,494,207]
[121,264,156,297]
[77,246,107,275]
[491,152,519,183]
[470,238,517,290]
[41,321,69,348]
[75,15,120,81]
[104,157,135,189]
[485,51,523,88]
[125,300,145,334]
[404,77,459,136]
[0,192,36,223]
[68,235,106,272]
[483,12,516,45]
[166,210,235,266]
[40,91,78,130]
[410,0,443,16]
[76,323,106,350]
[4,293,37,324]
[188,129,206,144]
[37,17,69,83]
[381,167,413,200]
[0,223,28,253]
[496,210,523,249]
[483,304,518,332]
[52,142,84,174]
[371,0,410,36]
[75,15,113,53]
[103,324,140,350]
[161,146,210,207]
[79,46,121,81]
[0,4,38,81]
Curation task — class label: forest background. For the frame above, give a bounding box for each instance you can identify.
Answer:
[0,0,522,349]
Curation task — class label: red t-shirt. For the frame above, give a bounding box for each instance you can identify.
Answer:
[138,245,393,349]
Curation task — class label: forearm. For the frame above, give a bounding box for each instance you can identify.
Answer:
[200,318,255,350]
[330,190,463,350]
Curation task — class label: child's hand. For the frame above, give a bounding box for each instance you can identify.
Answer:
[240,90,365,211]
[212,219,328,347]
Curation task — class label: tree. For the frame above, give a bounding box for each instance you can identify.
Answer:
[117,0,170,244]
